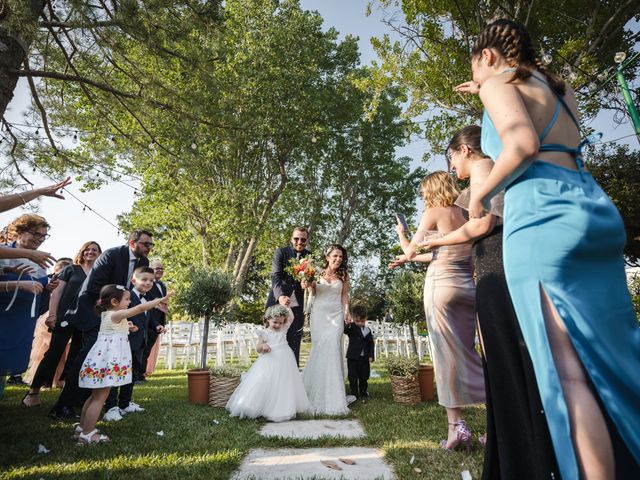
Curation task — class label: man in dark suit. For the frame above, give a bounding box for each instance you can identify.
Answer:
[49,229,153,419]
[266,226,310,365]
[344,305,375,399]
[141,259,167,379]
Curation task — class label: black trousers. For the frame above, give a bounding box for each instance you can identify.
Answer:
[53,326,99,410]
[141,329,160,376]
[105,382,133,410]
[30,323,82,389]
[286,306,304,366]
[131,345,145,381]
[347,357,370,397]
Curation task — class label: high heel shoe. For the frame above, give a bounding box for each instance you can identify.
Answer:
[440,420,472,451]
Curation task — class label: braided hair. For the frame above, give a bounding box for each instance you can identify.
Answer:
[472,19,565,96]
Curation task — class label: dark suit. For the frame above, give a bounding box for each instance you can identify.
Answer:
[53,245,148,411]
[344,323,375,398]
[266,245,309,364]
[142,280,166,375]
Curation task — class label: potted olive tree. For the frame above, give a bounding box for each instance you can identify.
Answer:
[385,355,421,405]
[386,270,435,401]
[177,268,235,405]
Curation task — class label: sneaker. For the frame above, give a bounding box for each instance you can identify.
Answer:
[103,406,123,422]
[346,395,357,405]
[122,402,145,413]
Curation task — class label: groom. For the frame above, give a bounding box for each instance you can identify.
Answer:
[267,226,310,365]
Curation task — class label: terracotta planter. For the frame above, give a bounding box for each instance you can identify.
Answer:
[390,374,421,405]
[187,369,210,405]
[418,364,435,401]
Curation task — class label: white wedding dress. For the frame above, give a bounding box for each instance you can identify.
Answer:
[302,278,349,415]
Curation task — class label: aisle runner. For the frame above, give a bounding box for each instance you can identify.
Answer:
[233,419,395,480]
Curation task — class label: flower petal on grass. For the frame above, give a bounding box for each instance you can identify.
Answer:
[461,470,472,480]
[156,431,164,437]
[37,444,50,454]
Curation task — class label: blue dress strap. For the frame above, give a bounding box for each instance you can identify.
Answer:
[538,100,561,142]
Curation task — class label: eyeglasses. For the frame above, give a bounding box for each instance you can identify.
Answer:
[292,237,307,244]
[445,150,452,166]
[27,230,50,241]
[137,241,154,248]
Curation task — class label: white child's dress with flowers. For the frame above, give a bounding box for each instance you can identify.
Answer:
[79,310,132,388]
[226,321,310,422]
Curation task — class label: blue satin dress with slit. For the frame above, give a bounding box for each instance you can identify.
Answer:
[481,73,640,479]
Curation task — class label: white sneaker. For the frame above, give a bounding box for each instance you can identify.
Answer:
[122,402,145,413]
[103,406,123,422]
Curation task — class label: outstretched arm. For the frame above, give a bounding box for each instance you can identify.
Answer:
[470,79,539,217]
[396,208,438,260]
[423,215,496,249]
[111,293,172,323]
[0,177,72,213]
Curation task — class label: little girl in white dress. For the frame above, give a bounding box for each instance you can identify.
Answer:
[226,305,310,422]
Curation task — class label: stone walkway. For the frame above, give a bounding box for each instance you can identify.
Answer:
[233,419,395,479]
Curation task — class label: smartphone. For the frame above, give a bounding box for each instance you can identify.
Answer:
[396,213,410,233]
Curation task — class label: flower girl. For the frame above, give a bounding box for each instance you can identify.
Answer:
[76,284,172,445]
[226,305,310,422]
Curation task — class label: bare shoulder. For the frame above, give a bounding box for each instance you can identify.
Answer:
[479,75,517,100]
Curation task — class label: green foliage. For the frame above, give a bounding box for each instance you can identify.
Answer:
[385,354,419,378]
[177,268,235,321]
[209,365,243,378]
[627,273,640,323]
[368,0,640,151]
[587,144,640,264]
[350,263,388,320]
[386,269,425,325]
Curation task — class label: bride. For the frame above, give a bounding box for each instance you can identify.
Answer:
[302,244,351,415]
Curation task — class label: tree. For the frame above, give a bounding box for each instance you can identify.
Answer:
[367,0,640,151]
[587,144,640,265]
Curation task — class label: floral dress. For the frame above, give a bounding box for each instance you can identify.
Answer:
[79,310,131,388]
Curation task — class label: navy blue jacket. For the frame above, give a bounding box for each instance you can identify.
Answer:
[266,245,310,308]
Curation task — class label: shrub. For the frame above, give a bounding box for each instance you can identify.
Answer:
[385,355,419,378]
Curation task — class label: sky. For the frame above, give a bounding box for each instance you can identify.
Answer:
[1,0,637,265]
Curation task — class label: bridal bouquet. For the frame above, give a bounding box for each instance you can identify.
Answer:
[286,256,317,317]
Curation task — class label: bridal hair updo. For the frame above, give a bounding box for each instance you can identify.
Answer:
[322,244,349,282]
[471,18,565,96]
[420,171,460,208]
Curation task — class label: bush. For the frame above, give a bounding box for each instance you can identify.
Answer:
[385,355,419,378]
[209,365,242,377]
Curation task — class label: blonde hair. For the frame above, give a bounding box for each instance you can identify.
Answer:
[420,171,460,208]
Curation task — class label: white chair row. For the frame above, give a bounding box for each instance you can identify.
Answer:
[158,321,262,369]
[365,321,432,362]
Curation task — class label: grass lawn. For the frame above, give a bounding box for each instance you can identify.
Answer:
[0,368,485,480]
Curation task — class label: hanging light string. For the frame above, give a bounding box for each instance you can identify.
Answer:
[29,161,124,235]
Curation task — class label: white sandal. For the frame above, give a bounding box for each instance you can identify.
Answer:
[76,429,109,446]
[72,424,83,440]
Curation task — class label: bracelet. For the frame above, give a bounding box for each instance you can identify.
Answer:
[17,193,27,205]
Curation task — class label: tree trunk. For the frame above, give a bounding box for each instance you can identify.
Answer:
[224,243,236,271]
[200,316,210,369]
[232,240,248,279]
[234,236,258,294]
[0,1,45,117]
[409,323,418,356]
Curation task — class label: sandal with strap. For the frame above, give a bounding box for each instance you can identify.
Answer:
[440,420,472,451]
[72,424,83,440]
[76,429,109,446]
[21,391,41,407]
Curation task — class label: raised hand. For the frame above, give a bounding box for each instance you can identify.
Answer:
[7,263,37,276]
[388,254,408,270]
[394,219,407,237]
[38,177,72,199]
[27,250,56,269]
[454,81,480,95]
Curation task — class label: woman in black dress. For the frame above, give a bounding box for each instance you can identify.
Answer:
[423,126,559,479]
[22,241,102,408]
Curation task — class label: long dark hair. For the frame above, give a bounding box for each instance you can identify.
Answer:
[95,284,128,315]
[447,125,490,162]
[472,19,565,96]
[322,244,349,282]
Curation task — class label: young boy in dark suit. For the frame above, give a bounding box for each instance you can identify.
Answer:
[103,266,159,421]
[344,305,375,400]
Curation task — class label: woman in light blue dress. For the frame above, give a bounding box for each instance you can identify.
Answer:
[456,18,640,480]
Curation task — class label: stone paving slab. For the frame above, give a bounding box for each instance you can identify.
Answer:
[233,447,394,479]
[260,419,366,440]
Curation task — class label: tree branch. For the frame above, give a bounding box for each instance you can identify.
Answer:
[13,69,141,98]
[38,20,119,29]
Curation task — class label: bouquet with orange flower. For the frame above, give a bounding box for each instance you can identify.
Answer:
[286,256,317,316]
